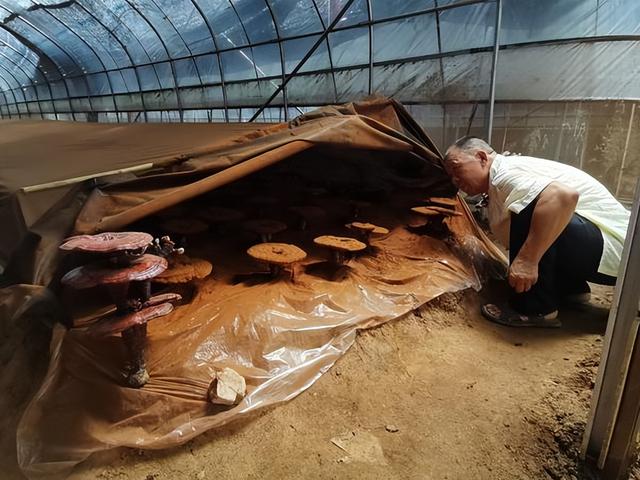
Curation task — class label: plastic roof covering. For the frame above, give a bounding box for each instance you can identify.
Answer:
[0,0,639,120]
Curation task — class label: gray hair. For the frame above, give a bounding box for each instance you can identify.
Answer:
[444,136,494,162]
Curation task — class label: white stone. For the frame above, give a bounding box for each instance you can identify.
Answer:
[208,368,246,406]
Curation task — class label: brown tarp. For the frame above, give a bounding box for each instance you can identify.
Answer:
[1,99,506,479]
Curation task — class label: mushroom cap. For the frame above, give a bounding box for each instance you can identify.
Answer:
[423,205,462,216]
[88,302,174,336]
[424,197,458,208]
[411,206,447,217]
[243,219,288,235]
[371,225,390,235]
[154,255,213,284]
[162,217,209,235]
[199,206,245,223]
[61,254,168,289]
[247,243,307,265]
[288,205,326,218]
[145,292,183,306]
[60,232,153,253]
[313,235,367,252]
[345,222,377,233]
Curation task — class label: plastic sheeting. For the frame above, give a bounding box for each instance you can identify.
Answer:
[2,99,506,478]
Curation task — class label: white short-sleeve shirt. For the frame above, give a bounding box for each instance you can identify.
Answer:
[487,154,630,277]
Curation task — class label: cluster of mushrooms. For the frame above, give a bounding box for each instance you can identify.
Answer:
[156,194,391,283]
[58,183,458,392]
[60,233,184,387]
[409,196,461,238]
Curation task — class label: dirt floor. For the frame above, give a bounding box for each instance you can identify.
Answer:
[3,279,630,480]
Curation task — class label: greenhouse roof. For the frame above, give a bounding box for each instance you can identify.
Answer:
[0,0,639,121]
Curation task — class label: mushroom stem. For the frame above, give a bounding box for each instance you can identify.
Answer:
[332,250,346,265]
[269,263,282,278]
[122,323,149,388]
[107,282,130,312]
[140,280,151,303]
[261,233,272,243]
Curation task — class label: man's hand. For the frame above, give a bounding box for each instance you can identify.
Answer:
[508,255,539,293]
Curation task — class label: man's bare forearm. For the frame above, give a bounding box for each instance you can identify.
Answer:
[517,182,579,264]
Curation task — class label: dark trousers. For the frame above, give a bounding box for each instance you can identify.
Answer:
[509,200,617,315]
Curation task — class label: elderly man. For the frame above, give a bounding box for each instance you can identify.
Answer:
[444,136,630,327]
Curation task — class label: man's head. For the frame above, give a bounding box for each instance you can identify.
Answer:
[443,136,496,195]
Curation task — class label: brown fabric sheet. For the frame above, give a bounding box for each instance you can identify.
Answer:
[1,99,506,479]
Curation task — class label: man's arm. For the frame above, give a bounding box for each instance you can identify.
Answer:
[509,181,580,293]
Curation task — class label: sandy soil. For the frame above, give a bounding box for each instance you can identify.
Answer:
[2,280,621,480]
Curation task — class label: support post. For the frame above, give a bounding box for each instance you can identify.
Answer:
[486,0,502,144]
[581,179,640,478]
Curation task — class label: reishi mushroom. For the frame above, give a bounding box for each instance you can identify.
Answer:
[423,196,458,208]
[313,235,367,265]
[247,242,307,281]
[153,255,213,284]
[59,232,180,388]
[345,222,390,244]
[60,232,153,254]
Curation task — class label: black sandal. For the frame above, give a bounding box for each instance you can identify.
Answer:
[481,303,561,328]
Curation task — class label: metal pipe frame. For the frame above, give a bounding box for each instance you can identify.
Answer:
[582,179,640,476]
[433,0,447,148]
[486,0,502,143]
[366,0,373,94]
[1,0,639,121]
[0,0,492,117]
[4,27,637,117]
